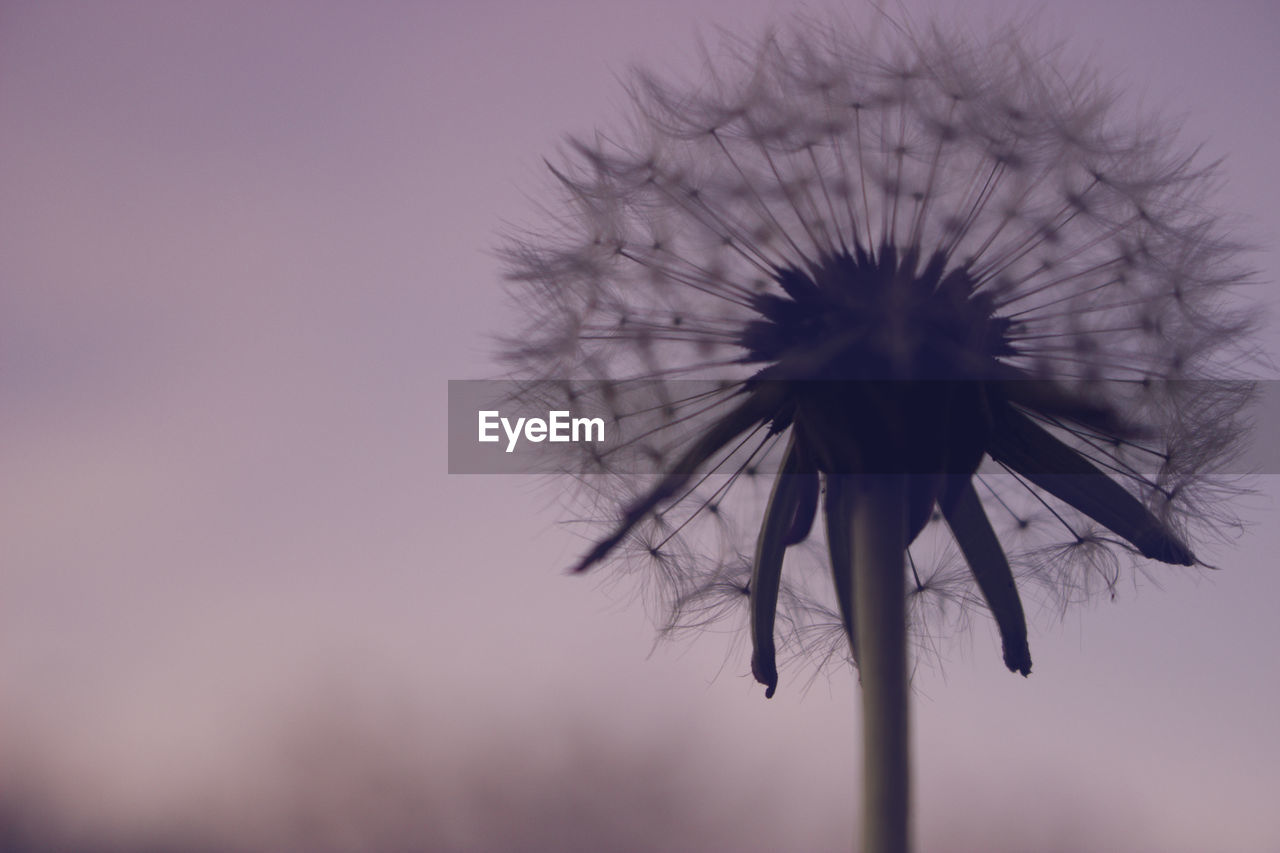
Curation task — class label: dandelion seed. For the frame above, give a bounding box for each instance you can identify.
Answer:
[496,14,1257,853]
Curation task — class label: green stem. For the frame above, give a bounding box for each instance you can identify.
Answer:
[848,473,910,853]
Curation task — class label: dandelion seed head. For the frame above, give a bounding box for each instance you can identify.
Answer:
[498,14,1259,690]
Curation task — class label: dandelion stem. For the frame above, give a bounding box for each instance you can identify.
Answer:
[845,473,910,853]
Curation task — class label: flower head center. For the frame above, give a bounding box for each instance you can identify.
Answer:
[740,246,1011,382]
[737,245,1007,532]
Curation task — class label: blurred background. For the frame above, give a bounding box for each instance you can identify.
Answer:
[2,1,1278,850]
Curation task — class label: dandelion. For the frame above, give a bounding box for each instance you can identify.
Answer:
[497,14,1256,853]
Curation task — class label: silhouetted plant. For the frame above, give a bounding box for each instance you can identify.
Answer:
[497,14,1256,853]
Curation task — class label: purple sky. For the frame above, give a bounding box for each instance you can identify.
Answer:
[3,1,1278,850]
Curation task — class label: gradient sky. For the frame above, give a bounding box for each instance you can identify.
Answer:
[2,2,1278,851]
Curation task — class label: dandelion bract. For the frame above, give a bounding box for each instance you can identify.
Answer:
[498,15,1254,712]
